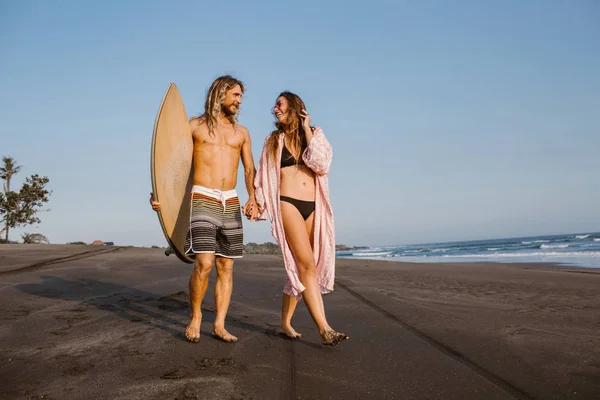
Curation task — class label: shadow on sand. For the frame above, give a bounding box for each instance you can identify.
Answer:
[15,275,272,342]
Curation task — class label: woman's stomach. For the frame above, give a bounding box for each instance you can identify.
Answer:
[279,165,316,201]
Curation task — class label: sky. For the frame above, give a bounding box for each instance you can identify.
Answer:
[1,0,599,248]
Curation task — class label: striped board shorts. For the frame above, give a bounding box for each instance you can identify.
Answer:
[184,185,244,259]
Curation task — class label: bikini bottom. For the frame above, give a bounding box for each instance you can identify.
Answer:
[280,195,315,221]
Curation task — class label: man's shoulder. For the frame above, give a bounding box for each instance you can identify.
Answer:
[189,116,206,125]
[189,117,207,132]
[236,124,250,137]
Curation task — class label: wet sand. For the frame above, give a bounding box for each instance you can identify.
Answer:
[0,245,598,399]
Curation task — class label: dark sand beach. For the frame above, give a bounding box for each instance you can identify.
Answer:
[0,245,598,399]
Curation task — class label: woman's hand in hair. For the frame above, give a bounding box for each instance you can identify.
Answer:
[300,109,311,131]
[300,109,313,143]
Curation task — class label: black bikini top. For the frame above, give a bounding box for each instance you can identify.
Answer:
[281,143,303,168]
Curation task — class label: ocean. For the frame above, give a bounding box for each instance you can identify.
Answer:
[336,232,600,269]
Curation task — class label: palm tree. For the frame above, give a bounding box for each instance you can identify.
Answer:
[1,156,21,193]
[1,156,22,241]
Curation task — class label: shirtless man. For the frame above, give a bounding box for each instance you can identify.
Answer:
[151,75,258,343]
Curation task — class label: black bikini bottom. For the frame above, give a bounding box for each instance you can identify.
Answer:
[280,196,315,220]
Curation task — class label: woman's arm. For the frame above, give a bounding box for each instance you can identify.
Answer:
[302,126,332,175]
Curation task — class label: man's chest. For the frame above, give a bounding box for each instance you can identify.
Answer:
[193,129,243,149]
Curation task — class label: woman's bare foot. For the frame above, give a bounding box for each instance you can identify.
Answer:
[212,328,238,343]
[321,329,349,346]
[185,316,201,342]
[279,324,302,339]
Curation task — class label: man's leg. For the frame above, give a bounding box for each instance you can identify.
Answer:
[212,256,238,342]
[186,253,214,342]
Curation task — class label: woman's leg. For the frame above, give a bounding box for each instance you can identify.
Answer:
[305,212,326,319]
[280,202,348,345]
[280,293,301,338]
[280,209,315,338]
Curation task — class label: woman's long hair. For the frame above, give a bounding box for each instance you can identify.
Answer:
[267,91,310,163]
[197,75,245,138]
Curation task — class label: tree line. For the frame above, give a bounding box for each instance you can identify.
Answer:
[0,156,51,243]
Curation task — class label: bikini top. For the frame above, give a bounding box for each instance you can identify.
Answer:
[281,143,304,168]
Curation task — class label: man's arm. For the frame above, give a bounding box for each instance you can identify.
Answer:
[189,117,202,139]
[240,126,258,219]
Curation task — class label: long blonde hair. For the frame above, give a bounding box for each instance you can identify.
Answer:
[267,91,310,163]
[196,75,245,137]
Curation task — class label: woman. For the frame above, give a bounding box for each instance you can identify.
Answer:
[251,91,348,346]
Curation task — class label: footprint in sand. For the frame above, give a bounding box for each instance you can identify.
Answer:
[160,368,187,380]
[195,357,236,371]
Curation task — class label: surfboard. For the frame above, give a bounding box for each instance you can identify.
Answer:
[151,83,194,264]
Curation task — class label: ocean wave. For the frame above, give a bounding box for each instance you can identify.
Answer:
[487,248,501,251]
[595,239,600,242]
[432,248,449,253]
[405,249,430,253]
[352,251,393,257]
[576,235,590,239]
[522,241,532,244]
[439,251,600,258]
[540,244,569,249]
[533,240,550,243]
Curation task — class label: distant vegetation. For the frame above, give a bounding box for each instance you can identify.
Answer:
[67,241,88,245]
[336,244,368,251]
[21,233,49,244]
[243,242,282,255]
[0,156,51,242]
[243,243,368,254]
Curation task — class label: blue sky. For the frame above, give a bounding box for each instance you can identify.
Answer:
[1,0,599,247]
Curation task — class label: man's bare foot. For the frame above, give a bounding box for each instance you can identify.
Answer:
[321,329,349,346]
[279,325,302,339]
[212,328,238,343]
[185,317,201,343]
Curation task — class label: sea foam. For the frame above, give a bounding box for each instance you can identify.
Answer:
[540,244,568,249]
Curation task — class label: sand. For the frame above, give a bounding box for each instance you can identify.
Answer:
[0,245,598,399]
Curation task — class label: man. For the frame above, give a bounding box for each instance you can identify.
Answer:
[151,75,258,343]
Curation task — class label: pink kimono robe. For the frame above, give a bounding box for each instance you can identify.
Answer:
[254,126,336,299]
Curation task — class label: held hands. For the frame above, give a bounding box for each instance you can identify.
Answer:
[242,196,259,221]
